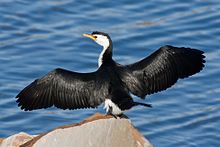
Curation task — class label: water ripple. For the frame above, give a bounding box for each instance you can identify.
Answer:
[0,0,220,146]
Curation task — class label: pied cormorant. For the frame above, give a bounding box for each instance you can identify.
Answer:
[16,31,205,117]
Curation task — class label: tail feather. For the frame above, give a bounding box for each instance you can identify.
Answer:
[133,102,152,108]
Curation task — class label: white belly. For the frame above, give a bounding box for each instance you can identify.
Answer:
[104,99,122,115]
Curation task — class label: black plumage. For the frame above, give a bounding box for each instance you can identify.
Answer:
[122,45,205,98]
[16,31,205,115]
[17,68,109,110]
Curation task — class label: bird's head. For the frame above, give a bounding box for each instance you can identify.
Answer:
[83,31,112,49]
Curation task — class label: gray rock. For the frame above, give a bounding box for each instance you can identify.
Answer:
[24,113,152,147]
[1,113,152,147]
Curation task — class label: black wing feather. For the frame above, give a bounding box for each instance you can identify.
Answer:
[122,45,205,98]
[16,68,108,111]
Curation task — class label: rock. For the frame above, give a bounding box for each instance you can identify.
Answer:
[0,138,4,144]
[2,113,152,147]
[0,132,33,147]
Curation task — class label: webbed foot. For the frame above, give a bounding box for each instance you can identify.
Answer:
[106,111,118,119]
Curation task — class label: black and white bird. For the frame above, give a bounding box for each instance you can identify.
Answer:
[16,31,205,117]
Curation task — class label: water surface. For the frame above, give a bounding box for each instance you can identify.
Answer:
[0,0,220,146]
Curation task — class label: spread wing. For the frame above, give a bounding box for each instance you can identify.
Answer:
[16,68,109,111]
[121,45,205,98]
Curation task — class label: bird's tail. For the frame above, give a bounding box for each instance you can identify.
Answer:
[133,102,152,108]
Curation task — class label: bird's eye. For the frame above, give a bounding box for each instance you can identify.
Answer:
[93,36,97,39]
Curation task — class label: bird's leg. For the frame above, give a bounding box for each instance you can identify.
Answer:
[107,112,118,119]
[105,106,118,119]
[117,113,129,119]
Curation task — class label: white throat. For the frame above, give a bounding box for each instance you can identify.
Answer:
[98,45,108,67]
[94,34,110,67]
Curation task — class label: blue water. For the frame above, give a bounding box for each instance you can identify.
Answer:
[0,0,220,146]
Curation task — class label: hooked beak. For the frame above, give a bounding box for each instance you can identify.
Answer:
[83,34,96,41]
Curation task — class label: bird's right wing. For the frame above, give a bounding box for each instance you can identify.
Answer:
[16,68,109,111]
[120,45,205,98]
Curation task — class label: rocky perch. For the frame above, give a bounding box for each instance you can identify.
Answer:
[0,113,152,147]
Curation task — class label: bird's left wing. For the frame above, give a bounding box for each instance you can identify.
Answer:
[16,68,109,111]
[119,45,205,99]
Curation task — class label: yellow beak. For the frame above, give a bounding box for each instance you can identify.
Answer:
[83,34,96,41]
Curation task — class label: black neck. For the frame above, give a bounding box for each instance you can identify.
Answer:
[102,40,113,66]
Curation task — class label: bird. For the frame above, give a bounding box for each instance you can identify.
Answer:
[16,31,205,118]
